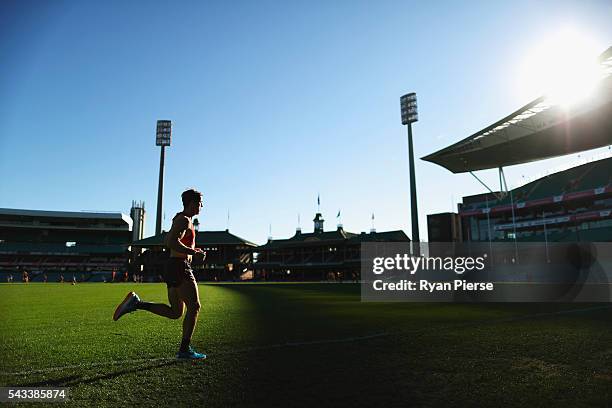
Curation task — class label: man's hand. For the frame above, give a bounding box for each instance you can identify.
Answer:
[194,248,207,261]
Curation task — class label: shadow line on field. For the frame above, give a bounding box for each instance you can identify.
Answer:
[16,359,183,388]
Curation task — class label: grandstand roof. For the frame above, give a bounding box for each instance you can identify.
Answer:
[422,46,612,173]
[257,228,410,250]
[0,208,132,228]
[132,230,257,247]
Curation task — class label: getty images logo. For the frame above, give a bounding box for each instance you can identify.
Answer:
[372,253,487,275]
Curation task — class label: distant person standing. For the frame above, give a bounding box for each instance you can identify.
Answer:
[22,270,29,283]
[43,273,48,283]
[113,189,207,359]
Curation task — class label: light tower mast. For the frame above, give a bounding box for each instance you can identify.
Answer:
[400,93,420,253]
[155,120,172,235]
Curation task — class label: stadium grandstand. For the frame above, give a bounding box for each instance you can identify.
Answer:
[424,46,612,243]
[131,229,257,282]
[457,157,611,242]
[0,205,144,282]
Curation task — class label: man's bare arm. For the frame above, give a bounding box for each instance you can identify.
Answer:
[165,216,198,255]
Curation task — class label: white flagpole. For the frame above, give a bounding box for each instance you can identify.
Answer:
[486,195,492,258]
[543,211,550,263]
[509,188,519,264]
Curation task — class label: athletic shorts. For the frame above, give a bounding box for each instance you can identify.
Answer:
[164,258,196,288]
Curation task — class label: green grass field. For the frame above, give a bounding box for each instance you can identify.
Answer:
[1,283,612,407]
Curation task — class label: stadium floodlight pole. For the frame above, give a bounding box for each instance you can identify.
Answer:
[155,120,172,236]
[400,92,420,255]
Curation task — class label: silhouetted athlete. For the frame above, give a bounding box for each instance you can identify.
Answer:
[113,188,206,359]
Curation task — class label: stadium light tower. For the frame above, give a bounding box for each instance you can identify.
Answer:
[400,93,420,250]
[155,120,172,235]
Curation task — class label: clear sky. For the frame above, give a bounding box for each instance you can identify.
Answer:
[1,0,611,244]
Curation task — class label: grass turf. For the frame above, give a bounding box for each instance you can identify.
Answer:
[1,282,611,407]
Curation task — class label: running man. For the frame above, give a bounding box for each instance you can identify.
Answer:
[113,188,206,359]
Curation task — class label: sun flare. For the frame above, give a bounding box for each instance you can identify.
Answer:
[518,27,604,108]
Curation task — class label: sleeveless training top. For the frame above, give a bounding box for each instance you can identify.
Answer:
[172,213,195,254]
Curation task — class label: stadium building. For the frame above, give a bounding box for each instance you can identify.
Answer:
[0,204,143,282]
[254,212,410,281]
[457,158,612,242]
[131,229,257,281]
[424,46,612,243]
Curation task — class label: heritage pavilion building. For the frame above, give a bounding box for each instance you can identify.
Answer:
[254,212,410,281]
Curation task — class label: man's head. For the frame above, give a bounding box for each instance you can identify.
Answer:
[181,188,203,216]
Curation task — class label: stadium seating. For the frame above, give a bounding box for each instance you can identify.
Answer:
[464,157,612,210]
[0,243,126,254]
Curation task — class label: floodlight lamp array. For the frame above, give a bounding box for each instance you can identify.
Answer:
[400,93,418,124]
[156,120,172,146]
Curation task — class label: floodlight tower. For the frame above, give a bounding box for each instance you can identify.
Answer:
[400,93,420,251]
[155,120,172,235]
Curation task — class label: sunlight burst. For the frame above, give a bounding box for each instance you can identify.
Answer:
[518,27,604,108]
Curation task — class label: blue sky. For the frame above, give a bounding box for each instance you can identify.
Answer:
[1,0,611,244]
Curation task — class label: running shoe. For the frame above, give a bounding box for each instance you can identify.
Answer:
[177,346,207,360]
[113,292,140,321]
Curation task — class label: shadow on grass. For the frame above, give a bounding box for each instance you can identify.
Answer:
[211,283,419,407]
[207,283,612,407]
[16,360,182,388]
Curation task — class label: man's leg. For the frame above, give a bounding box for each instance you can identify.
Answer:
[176,278,201,353]
[136,287,184,319]
[114,287,184,321]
